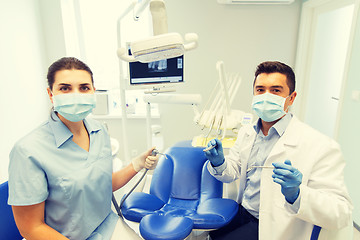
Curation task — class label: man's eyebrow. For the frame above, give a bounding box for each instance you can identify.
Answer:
[270,85,284,89]
[254,85,284,89]
[58,83,71,86]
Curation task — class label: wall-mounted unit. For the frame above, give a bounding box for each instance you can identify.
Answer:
[217,0,295,4]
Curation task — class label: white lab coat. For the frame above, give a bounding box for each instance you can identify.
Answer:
[208,115,353,240]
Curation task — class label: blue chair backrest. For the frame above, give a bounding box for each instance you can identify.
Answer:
[149,141,223,206]
[0,181,23,239]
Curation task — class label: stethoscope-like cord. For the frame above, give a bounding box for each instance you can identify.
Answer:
[112,150,166,218]
[112,169,149,218]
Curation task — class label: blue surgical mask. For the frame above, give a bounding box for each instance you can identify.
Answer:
[52,93,96,122]
[251,92,289,122]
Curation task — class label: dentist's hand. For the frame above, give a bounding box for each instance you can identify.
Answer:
[272,159,303,204]
[204,139,225,167]
[132,147,159,172]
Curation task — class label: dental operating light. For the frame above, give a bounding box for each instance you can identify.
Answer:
[117,0,198,63]
[117,32,198,63]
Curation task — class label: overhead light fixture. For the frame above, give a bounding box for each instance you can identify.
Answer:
[117,32,198,63]
[117,0,198,63]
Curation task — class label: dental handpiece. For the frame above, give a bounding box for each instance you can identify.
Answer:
[152,149,167,159]
[203,144,216,152]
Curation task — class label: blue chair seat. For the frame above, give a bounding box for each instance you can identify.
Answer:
[140,214,193,240]
[191,198,239,229]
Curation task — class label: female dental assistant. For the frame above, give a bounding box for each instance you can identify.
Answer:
[8,57,158,240]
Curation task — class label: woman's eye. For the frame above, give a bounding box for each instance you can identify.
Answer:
[60,87,69,91]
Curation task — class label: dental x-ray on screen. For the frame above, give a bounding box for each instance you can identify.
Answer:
[127,46,184,90]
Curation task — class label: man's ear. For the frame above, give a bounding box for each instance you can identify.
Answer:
[289,91,297,105]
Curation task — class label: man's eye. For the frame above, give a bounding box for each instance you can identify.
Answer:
[81,86,90,91]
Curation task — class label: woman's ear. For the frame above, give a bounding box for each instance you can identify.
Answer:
[47,87,53,104]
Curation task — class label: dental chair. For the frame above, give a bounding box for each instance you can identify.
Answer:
[120,140,239,240]
[0,181,23,239]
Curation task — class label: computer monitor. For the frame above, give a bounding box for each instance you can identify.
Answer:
[127,47,184,91]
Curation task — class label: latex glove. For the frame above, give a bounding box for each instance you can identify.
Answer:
[204,139,225,167]
[132,147,159,172]
[272,159,303,204]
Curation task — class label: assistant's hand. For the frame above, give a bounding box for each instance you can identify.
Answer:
[132,147,159,172]
[204,139,225,167]
[272,159,303,204]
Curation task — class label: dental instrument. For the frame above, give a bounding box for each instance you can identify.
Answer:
[246,165,274,173]
[249,166,274,169]
[203,137,224,152]
[152,149,167,159]
[203,144,216,152]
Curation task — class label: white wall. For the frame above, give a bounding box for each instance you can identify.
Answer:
[38,0,67,65]
[0,0,50,183]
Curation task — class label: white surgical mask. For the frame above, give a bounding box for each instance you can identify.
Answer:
[251,92,289,122]
[52,93,96,122]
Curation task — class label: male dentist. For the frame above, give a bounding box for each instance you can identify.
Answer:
[205,61,353,240]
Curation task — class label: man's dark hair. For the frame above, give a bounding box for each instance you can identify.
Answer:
[253,61,295,94]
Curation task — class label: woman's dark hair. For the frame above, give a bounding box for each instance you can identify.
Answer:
[47,57,94,90]
[253,61,296,94]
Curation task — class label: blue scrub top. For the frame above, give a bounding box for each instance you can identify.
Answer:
[8,111,117,240]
